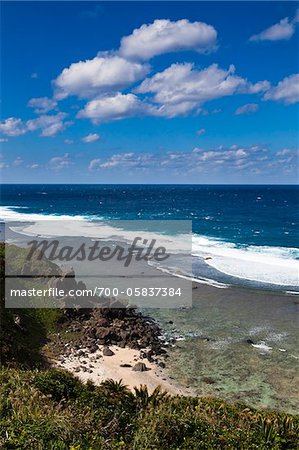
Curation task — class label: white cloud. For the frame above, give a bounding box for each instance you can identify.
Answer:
[0,118,26,136]
[91,152,155,170]
[28,164,39,169]
[235,103,259,115]
[196,128,206,136]
[90,144,294,176]
[0,138,8,143]
[12,157,24,167]
[264,74,299,104]
[119,19,217,61]
[78,93,145,123]
[250,17,295,42]
[88,159,101,170]
[64,139,74,145]
[48,153,72,170]
[136,63,269,117]
[0,162,9,169]
[81,133,100,143]
[54,55,149,100]
[247,81,270,94]
[26,112,70,137]
[276,148,291,156]
[28,97,57,114]
[86,144,298,179]
[1,113,70,138]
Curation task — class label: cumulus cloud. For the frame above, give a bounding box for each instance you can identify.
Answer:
[235,103,259,115]
[0,118,27,136]
[250,17,296,42]
[48,153,72,170]
[78,63,270,122]
[26,112,70,137]
[78,92,146,123]
[28,97,57,114]
[64,139,74,145]
[1,113,70,138]
[81,133,100,143]
[119,19,217,61]
[54,55,149,100]
[136,63,269,117]
[263,73,299,104]
[196,128,206,136]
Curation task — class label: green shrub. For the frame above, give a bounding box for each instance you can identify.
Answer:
[0,368,298,450]
[34,369,82,402]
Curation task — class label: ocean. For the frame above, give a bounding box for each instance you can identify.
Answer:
[1,184,298,291]
[1,183,299,412]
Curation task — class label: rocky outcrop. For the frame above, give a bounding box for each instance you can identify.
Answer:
[55,303,167,366]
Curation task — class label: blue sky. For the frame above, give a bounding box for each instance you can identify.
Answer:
[0,1,298,184]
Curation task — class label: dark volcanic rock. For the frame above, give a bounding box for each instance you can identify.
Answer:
[95,327,111,340]
[89,344,98,353]
[96,318,110,328]
[132,362,149,372]
[103,347,115,356]
[52,274,166,363]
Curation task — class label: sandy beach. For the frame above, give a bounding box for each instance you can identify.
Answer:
[55,344,191,395]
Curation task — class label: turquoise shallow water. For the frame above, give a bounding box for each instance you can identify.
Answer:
[146,286,299,414]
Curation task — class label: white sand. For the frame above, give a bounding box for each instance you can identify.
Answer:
[55,345,191,395]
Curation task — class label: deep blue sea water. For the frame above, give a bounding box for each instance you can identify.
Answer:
[1,184,298,290]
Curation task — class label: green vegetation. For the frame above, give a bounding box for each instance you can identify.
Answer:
[0,243,73,367]
[1,368,298,450]
[1,243,298,449]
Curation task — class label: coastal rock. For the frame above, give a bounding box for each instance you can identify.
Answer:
[88,344,98,353]
[132,362,149,372]
[95,328,111,340]
[96,318,110,328]
[103,347,115,356]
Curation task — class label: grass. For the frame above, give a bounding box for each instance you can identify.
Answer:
[0,368,298,449]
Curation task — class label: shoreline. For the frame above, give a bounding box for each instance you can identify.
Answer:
[54,344,192,395]
[2,230,298,412]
